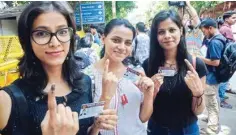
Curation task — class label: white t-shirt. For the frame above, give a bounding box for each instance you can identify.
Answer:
[231,24,236,40]
[84,65,147,135]
[132,33,150,64]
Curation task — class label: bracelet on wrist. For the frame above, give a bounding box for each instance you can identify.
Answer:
[192,91,204,98]
[101,95,111,101]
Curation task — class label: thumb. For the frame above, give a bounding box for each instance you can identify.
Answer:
[139,71,146,77]
[104,59,110,75]
[41,110,50,127]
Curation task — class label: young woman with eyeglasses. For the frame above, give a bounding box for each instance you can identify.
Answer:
[0,2,117,135]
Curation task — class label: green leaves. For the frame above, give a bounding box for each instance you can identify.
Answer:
[191,1,223,14]
[105,1,135,23]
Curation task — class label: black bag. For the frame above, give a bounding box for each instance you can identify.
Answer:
[212,36,236,83]
[2,83,30,135]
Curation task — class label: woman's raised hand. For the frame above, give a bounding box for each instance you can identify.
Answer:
[136,76,154,97]
[41,84,79,135]
[151,73,164,98]
[184,59,204,97]
[101,59,118,100]
[93,109,118,130]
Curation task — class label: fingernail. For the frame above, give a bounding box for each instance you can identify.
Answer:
[51,84,55,93]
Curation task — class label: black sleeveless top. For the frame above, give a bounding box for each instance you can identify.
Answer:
[1,74,94,135]
[142,56,208,129]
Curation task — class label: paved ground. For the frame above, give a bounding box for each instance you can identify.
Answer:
[198,73,236,135]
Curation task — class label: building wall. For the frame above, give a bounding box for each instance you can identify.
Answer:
[200,2,236,19]
[0,19,17,36]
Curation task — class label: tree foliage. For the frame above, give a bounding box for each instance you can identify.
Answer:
[144,1,224,23]
[3,1,135,23]
[191,1,223,14]
[144,1,169,25]
[4,1,31,7]
[104,1,135,22]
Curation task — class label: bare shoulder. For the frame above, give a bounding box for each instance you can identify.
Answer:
[0,90,12,130]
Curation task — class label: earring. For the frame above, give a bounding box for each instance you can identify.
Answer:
[66,56,69,60]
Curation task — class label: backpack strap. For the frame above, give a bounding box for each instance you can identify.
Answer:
[4,84,30,134]
[211,35,227,55]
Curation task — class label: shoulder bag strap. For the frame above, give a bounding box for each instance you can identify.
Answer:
[4,84,30,134]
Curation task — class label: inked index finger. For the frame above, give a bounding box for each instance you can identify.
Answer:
[48,84,57,123]
[184,59,197,74]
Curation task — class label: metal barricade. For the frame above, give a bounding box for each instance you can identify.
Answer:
[0,36,22,87]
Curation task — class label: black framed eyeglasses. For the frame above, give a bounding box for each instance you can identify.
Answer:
[31,27,73,45]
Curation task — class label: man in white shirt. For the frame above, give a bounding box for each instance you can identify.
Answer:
[133,22,150,64]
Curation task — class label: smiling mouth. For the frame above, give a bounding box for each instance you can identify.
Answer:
[46,50,64,56]
[114,50,121,53]
[164,40,174,42]
[114,51,126,56]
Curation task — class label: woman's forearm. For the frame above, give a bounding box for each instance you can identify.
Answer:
[99,94,112,109]
[139,94,153,122]
[192,96,205,115]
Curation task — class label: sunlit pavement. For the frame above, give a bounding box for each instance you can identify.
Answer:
[198,73,236,135]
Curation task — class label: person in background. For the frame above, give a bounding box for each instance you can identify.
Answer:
[216,13,236,109]
[97,26,105,44]
[84,18,154,135]
[74,33,80,51]
[147,18,153,37]
[232,19,236,40]
[84,33,101,59]
[179,1,204,57]
[90,24,101,45]
[76,25,86,38]
[0,2,117,135]
[218,11,236,106]
[220,10,236,42]
[199,18,226,134]
[143,10,207,135]
[133,22,150,64]
[217,18,224,29]
[75,33,99,69]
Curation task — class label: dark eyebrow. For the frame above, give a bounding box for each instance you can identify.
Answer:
[34,25,68,31]
[126,40,132,43]
[111,36,122,39]
[111,36,132,42]
[158,27,177,31]
[34,26,49,31]
[56,25,68,29]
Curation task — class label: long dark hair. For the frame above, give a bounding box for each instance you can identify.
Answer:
[17,1,82,95]
[147,10,188,79]
[100,18,136,58]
